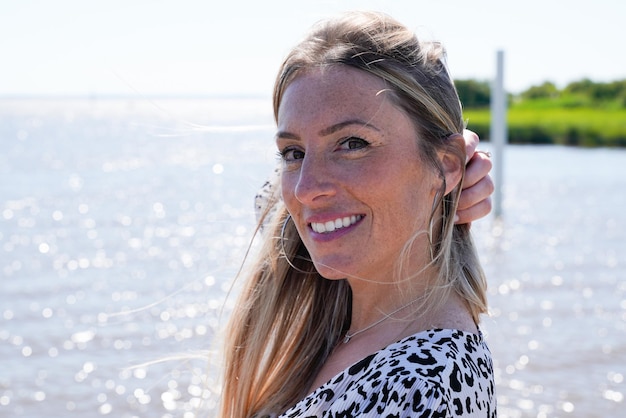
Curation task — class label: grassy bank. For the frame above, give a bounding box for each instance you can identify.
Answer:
[463,107,626,147]
[455,78,626,147]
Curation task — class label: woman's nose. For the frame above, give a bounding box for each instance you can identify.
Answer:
[293,154,336,205]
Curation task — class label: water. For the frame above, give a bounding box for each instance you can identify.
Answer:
[1,98,624,417]
[478,143,626,417]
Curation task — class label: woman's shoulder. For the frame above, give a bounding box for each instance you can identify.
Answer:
[373,328,493,387]
[281,329,495,417]
[388,328,490,362]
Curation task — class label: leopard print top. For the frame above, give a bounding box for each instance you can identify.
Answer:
[280,329,496,417]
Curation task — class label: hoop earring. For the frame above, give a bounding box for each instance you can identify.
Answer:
[428,185,445,261]
[280,214,316,274]
[428,193,438,260]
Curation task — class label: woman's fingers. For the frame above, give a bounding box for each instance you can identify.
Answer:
[457,143,494,224]
[462,129,480,163]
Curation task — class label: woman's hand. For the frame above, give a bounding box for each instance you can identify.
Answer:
[457,130,494,224]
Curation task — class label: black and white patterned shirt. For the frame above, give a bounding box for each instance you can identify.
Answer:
[281,329,496,417]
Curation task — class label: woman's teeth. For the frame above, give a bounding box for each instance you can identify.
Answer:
[310,215,362,233]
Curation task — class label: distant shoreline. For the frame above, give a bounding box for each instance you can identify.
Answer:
[0,94,272,101]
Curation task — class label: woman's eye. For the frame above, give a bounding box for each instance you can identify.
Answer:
[279,147,305,161]
[339,137,370,150]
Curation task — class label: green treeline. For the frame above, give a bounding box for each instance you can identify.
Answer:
[456,78,626,147]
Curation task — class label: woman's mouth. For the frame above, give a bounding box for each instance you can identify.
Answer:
[310,215,363,234]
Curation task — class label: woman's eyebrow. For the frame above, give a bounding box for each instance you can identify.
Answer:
[318,119,380,136]
[275,130,299,141]
[276,119,380,140]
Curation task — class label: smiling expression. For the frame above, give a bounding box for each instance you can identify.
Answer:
[276,65,443,285]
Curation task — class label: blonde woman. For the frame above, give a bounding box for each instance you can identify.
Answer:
[222,11,496,417]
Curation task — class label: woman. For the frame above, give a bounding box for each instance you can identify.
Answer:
[221,11,495,417]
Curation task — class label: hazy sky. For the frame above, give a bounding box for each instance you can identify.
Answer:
[2,0,624,97]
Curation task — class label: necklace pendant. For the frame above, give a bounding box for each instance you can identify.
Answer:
[343,334,351,344]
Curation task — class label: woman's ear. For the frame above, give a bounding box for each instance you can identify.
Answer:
[438,133,465,195]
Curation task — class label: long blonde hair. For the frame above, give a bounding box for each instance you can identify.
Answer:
[220,11,487,417]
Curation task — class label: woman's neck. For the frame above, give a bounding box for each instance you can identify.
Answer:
[306,291,477,398]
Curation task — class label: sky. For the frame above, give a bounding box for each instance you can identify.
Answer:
[1,0,625,97]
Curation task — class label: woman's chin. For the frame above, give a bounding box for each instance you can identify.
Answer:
[312,263,349,281]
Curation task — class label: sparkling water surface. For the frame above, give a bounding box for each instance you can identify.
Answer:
[1,98,624,417]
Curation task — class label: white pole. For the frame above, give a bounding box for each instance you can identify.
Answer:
[490,50,506,219]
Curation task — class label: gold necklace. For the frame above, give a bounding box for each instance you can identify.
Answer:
[342,297,421,344]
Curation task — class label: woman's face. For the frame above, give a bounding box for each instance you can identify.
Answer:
[276,65,442,284]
